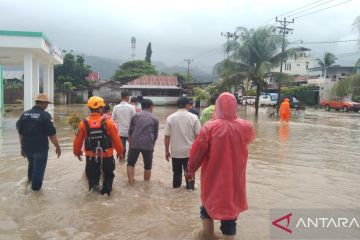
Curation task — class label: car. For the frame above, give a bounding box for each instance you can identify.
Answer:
[241,96,256,105]
[320,98,360,112]
[259,94,273,106]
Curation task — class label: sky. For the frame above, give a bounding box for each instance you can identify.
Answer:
[1,0,359,72]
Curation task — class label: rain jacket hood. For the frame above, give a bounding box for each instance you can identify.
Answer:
[188,92,255,220]
[214,92,237,121]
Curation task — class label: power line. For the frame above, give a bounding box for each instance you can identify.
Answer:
[278,0,325,17]
[287,0,335,18]
[295,0,352,19]
[290,39,360,45]
[261,0,329,25]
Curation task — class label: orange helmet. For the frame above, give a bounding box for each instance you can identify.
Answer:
[87,96,105,109]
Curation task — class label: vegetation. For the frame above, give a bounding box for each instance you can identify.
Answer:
[68,113,81,132]
[331,74,360,99]
[54,52,92,90]
[145,42,152,64]
[214,26,296,115]
[316,52,337,78]
[113,60,158,84]
[281,85,317,106]
[193,87,210,102]
[173,72,194,84]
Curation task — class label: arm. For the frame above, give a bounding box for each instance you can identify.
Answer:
[49,135,61,158]
[128,116,135,143]
[107,119,123,160]
[73,122,86,160]
[45,114,61,158]
[164,135,171,161]
[154,119,159,143]
[194,118,201,137]
[187,127,209,179]
[16,116,25,157]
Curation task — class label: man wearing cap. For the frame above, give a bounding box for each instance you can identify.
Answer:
[73,96,123,195]
[16,94,61,191]
[164,96,201,189]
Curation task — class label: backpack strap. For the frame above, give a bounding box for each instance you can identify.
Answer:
[100,117,108,132]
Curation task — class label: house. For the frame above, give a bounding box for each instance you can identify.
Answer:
[120,75,182,105]
[307,66,354,102]
[272,47,313,76]
[86,71,101,81]
[75,80,122,103]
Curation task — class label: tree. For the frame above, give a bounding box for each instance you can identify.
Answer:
[113,60,158,84]
[54,53,92,89]
[331,74,360,99]
[145,42,152,64]
[316,52,337,79]
[214,26,295,115]
[173,72,194,85]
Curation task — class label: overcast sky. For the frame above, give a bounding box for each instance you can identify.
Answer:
[1,0,359,71]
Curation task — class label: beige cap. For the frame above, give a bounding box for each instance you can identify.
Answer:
[34,94,52,104]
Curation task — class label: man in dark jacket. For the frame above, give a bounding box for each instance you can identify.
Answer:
[16,94,61,191]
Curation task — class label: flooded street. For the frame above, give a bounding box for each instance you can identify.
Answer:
[1,105,360,240]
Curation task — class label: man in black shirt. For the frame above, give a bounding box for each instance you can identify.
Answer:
[16,94,61,191]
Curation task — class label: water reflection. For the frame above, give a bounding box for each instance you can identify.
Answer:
[0,106,360,239]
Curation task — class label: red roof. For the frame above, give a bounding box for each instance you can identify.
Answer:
[128,75,178,86]
[86,72,100,81]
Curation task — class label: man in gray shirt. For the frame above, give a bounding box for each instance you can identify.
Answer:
[127,99,159,185]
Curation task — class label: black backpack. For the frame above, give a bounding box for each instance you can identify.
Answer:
[83,117,113,153]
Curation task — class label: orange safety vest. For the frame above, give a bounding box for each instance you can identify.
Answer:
[73,113,123,158]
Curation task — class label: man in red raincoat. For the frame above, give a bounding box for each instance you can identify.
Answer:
[279,98,291,122]
[186,92,255,240]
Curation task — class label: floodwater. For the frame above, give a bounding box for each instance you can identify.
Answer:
[0,105,360,240]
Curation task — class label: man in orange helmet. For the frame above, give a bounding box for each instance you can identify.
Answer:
[279,98,291,122]
[73,96,123,195]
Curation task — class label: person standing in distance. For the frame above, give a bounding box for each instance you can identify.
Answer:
[127,99,159,185]
[16,94,61,191]
[164,96,201,190]
[112,91,136,160]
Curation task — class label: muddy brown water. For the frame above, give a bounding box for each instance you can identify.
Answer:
[0,105,359,240]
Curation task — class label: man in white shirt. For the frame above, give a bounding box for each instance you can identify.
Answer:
[164,97,201,189]
[112,91,136,160]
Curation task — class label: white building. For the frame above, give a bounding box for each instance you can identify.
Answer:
[272,47,313,76]
[0,30,63,110]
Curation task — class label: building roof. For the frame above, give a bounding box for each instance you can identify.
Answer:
[0,30,52,44]
[308,66,355,72]
[127,75,179,87]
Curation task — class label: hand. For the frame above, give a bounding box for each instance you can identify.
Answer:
[55,147,61,158]
[116,154,123,161]
[185,172,195,182]
[21,150,26,158]
[165,151,170,162]
[75,151,83,161]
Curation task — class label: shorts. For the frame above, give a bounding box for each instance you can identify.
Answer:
[127,148,153,170]
[200,206,237,236]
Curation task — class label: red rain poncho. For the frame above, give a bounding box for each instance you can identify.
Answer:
[188,92,255,220]
[279,98,291,122]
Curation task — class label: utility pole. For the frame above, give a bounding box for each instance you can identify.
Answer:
[131,36,136,61]
[221,31,239,94]
[276,17,294,114]
[184,58,193,83]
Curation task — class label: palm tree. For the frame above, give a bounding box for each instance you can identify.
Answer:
[316,52,337,79]
[214,26,295,115]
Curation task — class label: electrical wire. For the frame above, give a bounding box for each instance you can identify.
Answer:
[295,0,352,19]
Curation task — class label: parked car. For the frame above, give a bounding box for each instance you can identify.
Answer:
[242,96,256,105]
[320,98,360,112]
[280,94,301,109]
[268,93,278,106]
[259,94,277,106]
